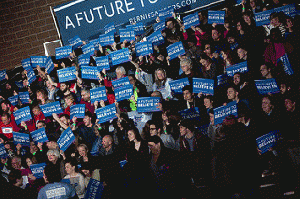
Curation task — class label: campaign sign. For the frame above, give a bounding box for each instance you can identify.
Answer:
[45,56,55,74]
[13,132,30,147]
[95,56,110,71]
[167,41,185,60]
[0,69,6,81]
[255,78,280,95]
[112,76,130,89]
[27,68,37,85]
[119,28,135,42]
[179,107,201,122]
[278,53,294,75]
[55,46,72,60]
[81,66,99,80]
[82,42,95,56]
[19,91,30,104]
[78,53,91,66]
[70,104,85,120]
[126,22,144,36]
[90,38,100,49]
[256,130,279,154]
[208,10,225,24]
[154,21,166,32]
[217,74,229,86]
[183,12,200,29]
[22,58,31,69]
[13,106,32,125]
[57,66,76,82]
[158,7,174,21]
[8,95,19,106]
[193,78,214,95]
[30,163,47,179]
[137,97,161,113]
[109,48,130,66]
[147,31,165,46]
[104,22,116,34]
[30,56,47,68]
[57,127,75,152]
[40,101,63,117]
[68,35,83,49]
[15,81,24,89]
[30,127,48,144]
[169,78,190,93]
[90,86,107,104]
[99,32,115,46]
[22,61,36,85]
[226,61,248,77]
[95,104,117,124]
[135,41,153,57]
[213,101,238,125]
[114,84,133,102]
[84,179,104,199]
[0,144,8,159]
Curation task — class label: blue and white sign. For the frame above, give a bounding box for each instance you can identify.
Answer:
[158,7,174,21]
[57,66,76,82]
[135,41,153,57]
[104,22,116,34]
[126,22,144,35]
[95,104,117,124]
[8,95,19,106]
[30,127,48,144]
[90,86,107,104]
[22,59,36,85]
[213,101,238,125]
[84,179,104,199]
[55,46,72,60]
[57,127,75,152]
[13,132,30,146]
[82,42,95,56]
[40,101,63,117]
[119,28,135,42]
[226,61,248,77]
[0,144,8,159]
[167,41,185,60]
[81,66,99,79]
[109,48,130,66]
[90,38,100,49]
[19,91,30,104]
[26,68,37,85]
[183,12,200,29]
[137,97,161,113]
[278,53,293,75]
[256,130,279,154]
[30,56,47,68]
[208,10,225,24]
[255,78,280,95]
[30,163,47,179]
[114,84,133,102]
[179,107,201,121]
[193,78,214,95]
[99,32,115,46]
[13,106,32,125]
[95,56,110,71]
[112,76,130,88]
[78,53,91,66]
[154,21,166,32]
[147,31,165,46]
[217,74,228,86]
[169,78,190,93]
[68,35,83,49]
[45,56,55,74]
[70,104,86,120]
[15,81,24,89]
[22,58,31,69]
[0,69,6,81]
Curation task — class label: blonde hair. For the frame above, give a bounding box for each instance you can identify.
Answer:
[47,149,60,158]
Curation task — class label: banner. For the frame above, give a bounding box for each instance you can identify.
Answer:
[114,84,133,101]
[30,56,47,68]
[104,22,116,34]
[167,41,185,60]
[84,179,104,199]
[99,32,115,46]
[127,111,152,133]
[169,77,189,93]
[82,42,95,56]
[40,101,63,117]
[112,76,131,88]
[81,66,99,79]
[8,95,19,106]
[13,132,30,146]
[256,130,279,154]
[68,35,83,49]
[78,53,91,66]
[95,56,111,71]
[119,28,135,42]
[179,107,201,122]
[19,91,30,104]
[213,101,238,125]
[183,12,200,29]
[15,81,24,89]
[95,104,117,123]
[126,22,144,35]
[147,30,165,46]
[217,74,228,86]
[154,21,166,32]
[135,41,153,57]
[137,97,161,113]
[0,144,8,159]
[193,78,214,95]
[0,69,6,81]
[109,48,130,66]
[158,7,174,21]
[45,56,55,74]
[254,78,280,95]
[13,106,32,125]
[57,127,75,152]
[226,61,248,77]
[55,46,72,60]
[70,104,86,120]
[90,38,100,49]
[30,127,48,144]
[22,59,36,85]
[208,10,225,24]
[278,53,293,75]
[30,163,47,179]
[57,66,76,82]
[90,86,107,104]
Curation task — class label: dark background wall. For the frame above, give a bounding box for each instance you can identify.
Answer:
[0,0,70,71]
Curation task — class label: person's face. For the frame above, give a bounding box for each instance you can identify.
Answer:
[204,98,212,109]
[280,84,287,94]
[262,97,272,113]
[237,48,247,60]
[30,142,38,152]
[181,63,191,73]
[83,116,91,126]
[1,103,9,112]
[270,17,280,27]
[156,70,165,80]
[166,21,174,30]
[26,158,33,167]
[250,0,256,8]
[243,15,251,24]
[162,112,168,121]
[1,115,10,125]
[284,99,295,112]
[60,116,69,126]
[183,90,193,101]
[233,74,241,85]
[65,98,73,107]
[221,51,228,60]
[127,130,136,142]
[212,30,220,40]
[36,92,44,100]
[116,70,123,79]
[128,76,136,85]
[65,163,75,174]
[148,142,160,154]
[60,83,68,93]
[204,45,211,55]
[37,122,45,129]
[237,22,242,31]
[179,125,187,136]
[32,107,40,116]
[11,158,21,170]
[47,154,58,163]
[227,88,237,100]
[260,65,270,77]
[102,137,111,148]
[149,124,158,136]
[78,146,87,157]
[227,37,235,44]
[200,59,209,67]
[47,141,58,150]
[81,91,90,102]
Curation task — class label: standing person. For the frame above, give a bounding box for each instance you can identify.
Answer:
[152,68,172,101]
[199,54,218,79]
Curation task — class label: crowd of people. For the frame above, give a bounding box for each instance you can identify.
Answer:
[0,0,300,198]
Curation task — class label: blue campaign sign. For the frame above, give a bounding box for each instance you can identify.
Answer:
[22,58,32,69]
[119,28,135,42]
[68,35,83,49]
[40,101,63,117]
[256,130,279,154]
[109,48,130,66]
[30,127,48,144]
[70,104,86,120]
[278,53,294,75]
[13,132,30,147]
[8,95,19,106]
[22,60,37,85]
[57,127,75,152]
[81,66,99,79]
[179,107,201,122]
[183,12,200,29]
[45,57,55,74]
[158,7,174,21]
[137,97,161,113]
[154,21,166,32]
[90,86,107,104]
[167,41,185,60]
[126,22,145,36]
[114,84,133,102]
[0,144,8,159]
[213,101,238,125]
[255,78,280,95]
[226,61,248,77]
[217,74,229,86]
[18,91,30,104]
[82,41,95,56]
[99,32,115,46]
[208,10,225,24]
[13,106,32,125]
[55,46,72,60]
[135,41,153,57]
[15,81,24,89]
[27,68,37,85]
[90,38,100,49]
[95,56,110,71]
[104,22,116,34]
[112,76,130,88]
[84,179,104,199]
[0,69,6,81]
[78,53,91,66]
[147,30,165,46]
[95,104,117,123]
[169,78,190,93]
[30,56,47,68]
[57,66,76,82]
[193,78,214,95]
[30,163,47,179]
